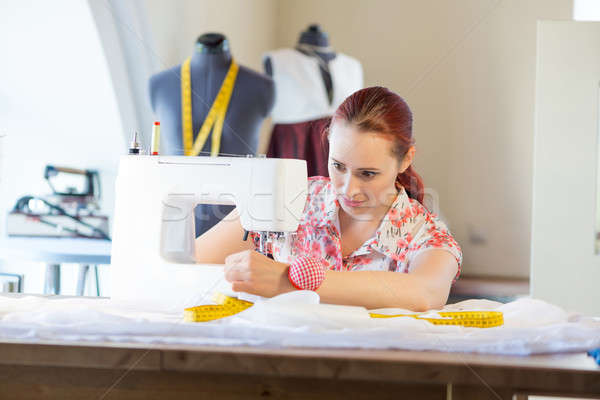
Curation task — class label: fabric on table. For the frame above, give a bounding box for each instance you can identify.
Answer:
[1,293,599,356]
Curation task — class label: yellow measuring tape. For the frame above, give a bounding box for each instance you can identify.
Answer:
[369,310,504,328]
[184,293,504,328]
[184,292,253,322]
[180,58,239,157]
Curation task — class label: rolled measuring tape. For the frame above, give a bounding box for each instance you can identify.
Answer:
[184,293,504,328]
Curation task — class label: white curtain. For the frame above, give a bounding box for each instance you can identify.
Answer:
[87,0,159,149]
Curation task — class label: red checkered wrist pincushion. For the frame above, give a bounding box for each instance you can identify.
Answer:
[288,256,325,291]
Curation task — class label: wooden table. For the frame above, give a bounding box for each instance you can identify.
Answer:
[0,339,598,399]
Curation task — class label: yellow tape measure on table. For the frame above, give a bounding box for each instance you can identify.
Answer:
[369,310,504,328]
[184,292,253,322]
[180,57,239,157]
[184,294,504,328]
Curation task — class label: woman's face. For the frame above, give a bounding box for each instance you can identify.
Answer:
[328,121,413,220]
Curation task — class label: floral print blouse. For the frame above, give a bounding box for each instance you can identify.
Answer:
[250,176,462,285]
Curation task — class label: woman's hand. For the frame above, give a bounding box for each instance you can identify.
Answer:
[224,250,295,297]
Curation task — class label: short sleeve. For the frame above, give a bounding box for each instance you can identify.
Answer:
[405,215,463,285]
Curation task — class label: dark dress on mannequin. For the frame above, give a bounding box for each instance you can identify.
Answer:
[149,33,275,237]
[263,25,363,177]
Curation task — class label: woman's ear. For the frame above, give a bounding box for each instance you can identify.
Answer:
[399,146,416,173]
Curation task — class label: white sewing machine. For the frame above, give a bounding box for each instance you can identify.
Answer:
[110,155,307,311]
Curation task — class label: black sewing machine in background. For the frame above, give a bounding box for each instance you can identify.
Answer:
[6,165,110,240]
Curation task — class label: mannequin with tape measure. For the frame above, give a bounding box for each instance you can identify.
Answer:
[149,33,275,237]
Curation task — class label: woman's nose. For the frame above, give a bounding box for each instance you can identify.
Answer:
[342,175,361,199]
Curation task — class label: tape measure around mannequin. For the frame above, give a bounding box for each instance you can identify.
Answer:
[184,293,504,327]
[180,58,239,157]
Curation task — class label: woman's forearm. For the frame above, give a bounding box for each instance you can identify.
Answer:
[315,270,430,311]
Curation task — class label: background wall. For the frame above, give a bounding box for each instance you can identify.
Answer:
[274,0,572,278]
[144,0,278,71]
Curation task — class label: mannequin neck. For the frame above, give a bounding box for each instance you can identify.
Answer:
[192,33,232,68]
[191,48,232,69]
[298,24,330,48]
[296,24,335,61]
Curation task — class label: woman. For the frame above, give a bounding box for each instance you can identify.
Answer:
[195,86,462,312]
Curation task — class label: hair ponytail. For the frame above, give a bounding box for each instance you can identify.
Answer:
[395,165,424,204]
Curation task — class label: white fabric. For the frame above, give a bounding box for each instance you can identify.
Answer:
[264,48,363,123]
[1,293,599,355]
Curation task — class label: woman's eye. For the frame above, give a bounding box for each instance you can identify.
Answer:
[332,162,345,171]
[361,171,377,178]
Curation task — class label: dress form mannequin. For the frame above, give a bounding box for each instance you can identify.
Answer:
[262,26,363,177]
[264,24,335,103]
[149,33,275,236]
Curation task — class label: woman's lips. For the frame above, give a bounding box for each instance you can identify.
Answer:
[342,197,364,207]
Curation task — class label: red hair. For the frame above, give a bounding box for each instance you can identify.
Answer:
[327,86,425,204]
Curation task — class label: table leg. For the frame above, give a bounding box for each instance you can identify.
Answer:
[44,264,61,295]
[76,265,90,296]
[0,273,24,293]
[94,265,100,296]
